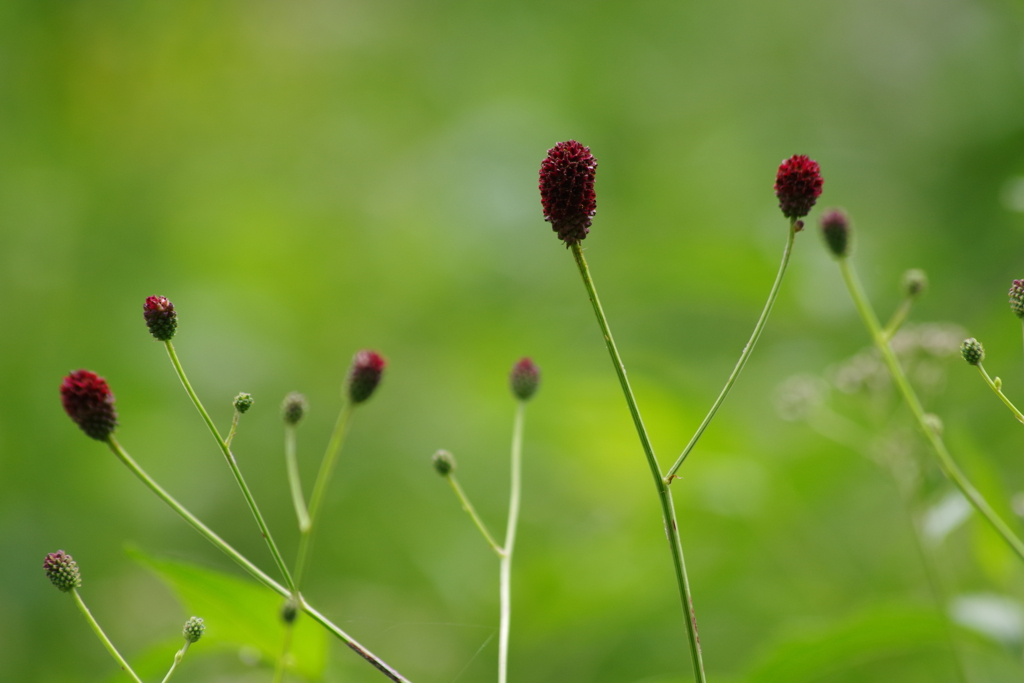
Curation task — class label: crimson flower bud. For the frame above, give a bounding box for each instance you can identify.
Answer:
[539,140,598,246]
[774,155,823,219]
[61,370,118,441]
[509,357,540,401]
[43,550,82,592]
[143,296,178,341]
[347,350,386,404]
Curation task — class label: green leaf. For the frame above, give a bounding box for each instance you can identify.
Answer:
[127,546,327,680]
[744,604,948,683]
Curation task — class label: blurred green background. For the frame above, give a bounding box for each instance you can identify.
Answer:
[4,0,1024,681]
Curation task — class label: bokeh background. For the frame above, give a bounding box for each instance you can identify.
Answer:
[4,0,1024,681]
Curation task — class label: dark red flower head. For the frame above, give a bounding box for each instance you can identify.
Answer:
[509,357,540,401]
[774,155,823,219]
[143,296,178,341]
[347,350,386,404]
[61,370,118,441]
[539,140,597,246]
[43,550,82,592]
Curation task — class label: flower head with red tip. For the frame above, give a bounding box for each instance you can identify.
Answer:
[347,350,386,404]
[143,296,178,341]
[61,370,118,441]
[539,140,598,246]
[1009,280,1024,319]
[509,357,540,401]
[774,155,823,220]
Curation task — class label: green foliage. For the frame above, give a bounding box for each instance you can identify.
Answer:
[128,547,326,680]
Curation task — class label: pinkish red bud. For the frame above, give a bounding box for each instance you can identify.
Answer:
[509,357,540,401]
[143,296,178,341]
[347,350,386,404]
[61,370,118,441]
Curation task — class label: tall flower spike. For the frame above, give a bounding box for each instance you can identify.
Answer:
[775,155,823,219]
[143,296,178,341]
[61,370,118,441]
[1009,280,1024,319]
[43,550,82,592]
[509,357,541,401]
[347,350,386,404]
[819,209,850,258]
[539,140,598,246]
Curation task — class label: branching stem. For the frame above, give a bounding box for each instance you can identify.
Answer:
[837,258,1024,563]
[666,221,797,480]
[570,242,706,683]
[499,401,525,683]
[163,341,295,591]
[974,363,1024,425]
[105,437,413,683]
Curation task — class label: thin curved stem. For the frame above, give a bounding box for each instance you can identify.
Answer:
[666,221,797,480]
[285,425,311,532]
[163,341,295,591]
[71,588,144,683]
[159,641,191,683]
[570,242,706,683]
[105,437,413,683]
[881,297,914,341]
[838,259,1024,563]
[974,363,1024,425]
[446,474,503,556]
[499,401,525,683]
[225,411,241,447]
[294,404,353,589]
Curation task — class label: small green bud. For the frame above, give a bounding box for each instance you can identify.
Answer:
[233,392,254,414]
[819,209,850,258]
[43,550,81,593]
[281,392,307,425]
[183,616,205,643]
[995,377,1003,390]
[432,450,456,476]
[960,338,984,366]
[281,597,299,624]
[902,269,928,298]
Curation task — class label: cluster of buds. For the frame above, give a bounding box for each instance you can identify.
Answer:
[60,370,118,441]
[183,616,205,643]
[539,140,598,246]
[775,154,823,221]
[43,550,82,593]
[143,296,178,342]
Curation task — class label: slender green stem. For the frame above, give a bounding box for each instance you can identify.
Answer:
[163,341,295,591]
[272,625,295,683]
[71,588,144,683]
[159,641,191,683]
[499,401,525,683]
[881,297,914,341]
[225,411,241,447]
[975,363,1024,425]
[294,404,353,589]
[570,242,706,683]
[447,474,504,556]
[838,258,1024,562]
[285,425,312,532]
[105,437,413,683]
[666,222,797,480]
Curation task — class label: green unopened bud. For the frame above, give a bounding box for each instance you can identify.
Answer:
[233,392,254,414]
[183,616,205,643]
[43,550,81,593]
[432,450,456,476]
[281,597,299,624]
[960,338,984,366]
[281,392,307,425]
[902,269,928,298]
